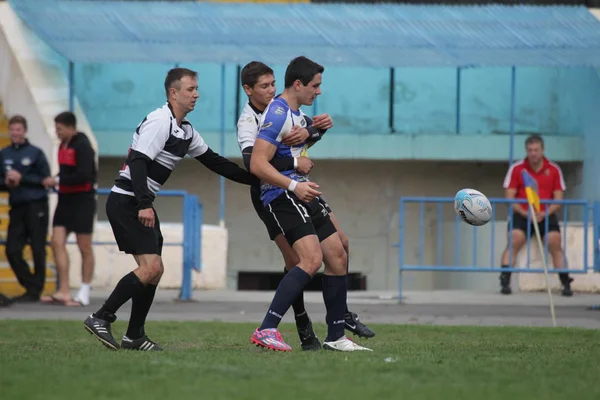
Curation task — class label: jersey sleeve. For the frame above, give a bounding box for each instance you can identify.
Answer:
[132,114,172,160]
[503,163,520,189]
[237,114,258,151]
[256,104,288,146]
[187,128,209,158]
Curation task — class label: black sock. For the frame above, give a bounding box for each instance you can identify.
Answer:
[259,266,312,330]
[322,275,347,342]
[93,272,144,321]
[284,268,309,326]
[126,284,157,339]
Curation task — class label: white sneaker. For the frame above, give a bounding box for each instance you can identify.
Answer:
[73,292,89,306]
[322,336,373,352]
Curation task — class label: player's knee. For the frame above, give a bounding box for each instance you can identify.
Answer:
[139,257,163,281]
[324,245,347,276]
[300,252,323,275]
[547,232,562,252]
[50,237,64,251]
[507,230,526,251]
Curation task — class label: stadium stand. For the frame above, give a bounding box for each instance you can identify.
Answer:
[0,102,56,297]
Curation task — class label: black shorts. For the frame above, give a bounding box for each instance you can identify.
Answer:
[251,184,335,241]
[265,191,337,246]
[53,192,96,234]
[106,192,164,256]
[317,196,332,214]
[509,213,560,238]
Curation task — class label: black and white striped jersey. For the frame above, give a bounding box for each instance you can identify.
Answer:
[112,103,208,198]
[236,102,262,152]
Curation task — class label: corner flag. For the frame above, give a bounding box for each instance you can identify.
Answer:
[521,170,540,213]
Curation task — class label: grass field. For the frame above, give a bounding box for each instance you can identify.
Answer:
[1,320,599,400]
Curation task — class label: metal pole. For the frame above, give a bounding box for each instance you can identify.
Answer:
[509,66,516,166]
[219,64,226,227]
[68,61,74,112]
[389,67,395,133]
[456,67,461,135]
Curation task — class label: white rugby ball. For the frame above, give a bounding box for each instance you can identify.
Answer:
[454,188,492,226]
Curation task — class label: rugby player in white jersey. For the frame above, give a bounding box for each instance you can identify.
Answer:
[244,57,373,352]
[83,68,256,351]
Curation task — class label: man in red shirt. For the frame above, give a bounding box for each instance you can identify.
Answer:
[500,135,572,296]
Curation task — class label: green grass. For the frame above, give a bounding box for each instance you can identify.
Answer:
[1,321,599,400]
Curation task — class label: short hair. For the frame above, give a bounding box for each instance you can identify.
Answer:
[8,115,27,131]
[284,56,324,88]
[54,111,76,128]
[525,134,544,148]
[164,68,198,98]
[241,61,274,88]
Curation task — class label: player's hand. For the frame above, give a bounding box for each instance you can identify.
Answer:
[282,126,309,146]
[5,177,18,188]
[535,211,546,223]
[138,208,155,228]
[6,170,21,182]
[42,176,57,189]
[312,114,333,130]
[294,181,321,203]
[296,157,314,175]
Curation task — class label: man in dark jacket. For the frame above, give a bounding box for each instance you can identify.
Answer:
[40,111,97,307]
[0,115,51,303]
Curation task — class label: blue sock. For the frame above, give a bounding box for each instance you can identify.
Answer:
[322,275,347,342]
[259,267,312,330]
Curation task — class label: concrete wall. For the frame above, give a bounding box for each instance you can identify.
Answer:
[96,156,583,291]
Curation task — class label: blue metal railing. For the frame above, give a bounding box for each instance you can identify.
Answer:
[96,189,202,300]
[395,197,600,300]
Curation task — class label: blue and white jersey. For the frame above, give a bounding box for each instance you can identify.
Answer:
[256,96,310,205]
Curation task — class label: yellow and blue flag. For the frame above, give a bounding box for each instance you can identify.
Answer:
[521,170,540,213]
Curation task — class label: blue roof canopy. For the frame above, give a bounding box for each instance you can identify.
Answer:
[9,0,600,68]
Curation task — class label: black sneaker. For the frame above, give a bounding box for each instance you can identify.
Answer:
[296,318,321,351]
[121,335,163,351]
[84,313,119,351]
[500,273,512,295]
[561,277,574,297]
[344,311,375,339]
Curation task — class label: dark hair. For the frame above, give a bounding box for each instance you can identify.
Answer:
[525,134,544,148]
[54,111,76,128]
[164,68,198,98]
[241,61,274,88]
[8,115,27,131]
[284,56,324,88]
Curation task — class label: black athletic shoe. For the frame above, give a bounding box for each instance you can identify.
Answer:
[296,318,321,351]
[121,335,163,351]
[561,277,574,297]
[84,313,119,351]
[344,312,375,339]
[500,273,512,295]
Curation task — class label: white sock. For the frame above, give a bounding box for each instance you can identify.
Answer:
[77,283,91,305]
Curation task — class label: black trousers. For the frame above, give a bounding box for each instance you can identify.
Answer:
[6,199,49,297]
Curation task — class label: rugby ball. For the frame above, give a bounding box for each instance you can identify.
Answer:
[454,188,492,226]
